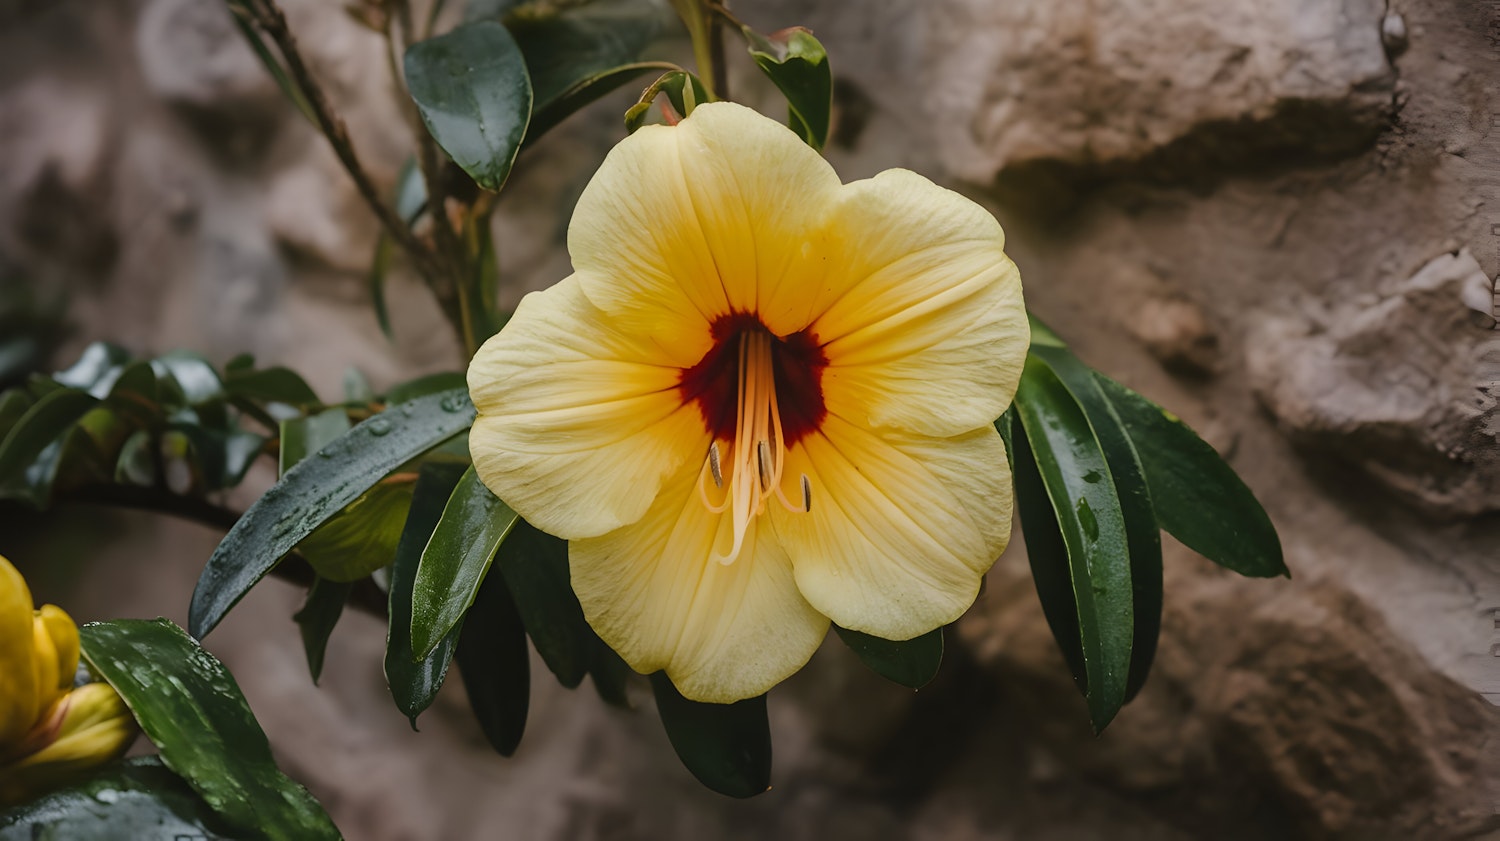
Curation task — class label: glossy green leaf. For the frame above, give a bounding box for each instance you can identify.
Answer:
[588,637,632,708]
[1030,344,1162,702]
[1095,375,1288,578]
[51,342,130,397]
[189,388,475,639]
[0,757,241,841]
[650,674,770,798]
[411,466,520,658]
[455,568,529,756]
[297,483,415,583]
[164,424,265,492]
[385,462,468,722]
[743,26,831,150]
[294,577,353,685]
[150,351,224,407]
[113,429,157,487]
[833,626,943,690]
[496,518,589,688]
[384,372,468,406]
[1014,357,1133,732]
[341,368,374,404]
[393,158,428,224]
[404,21,533,192]
[1004,410,1087,689]
[78,619,340,841]
[225,366,319,409]
[506,0,673,141]
[278,409,351,476]
[369,233,396,342]
[0,390,32,436]
[0,388,97,484]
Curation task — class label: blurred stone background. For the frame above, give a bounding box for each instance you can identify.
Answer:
[2,0,1499,838]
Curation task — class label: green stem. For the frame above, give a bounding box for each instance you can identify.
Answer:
[670,0,717,97]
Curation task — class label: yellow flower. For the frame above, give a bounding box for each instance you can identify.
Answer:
[0,556,135,804]
[467,102,1028,703]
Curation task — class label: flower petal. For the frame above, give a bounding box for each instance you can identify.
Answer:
[569,101,844,338]
[815,169,1028,437]
[0,557,38,748]
[468,276,707,540]
[570,457,830,703]
[774,416,1012,640]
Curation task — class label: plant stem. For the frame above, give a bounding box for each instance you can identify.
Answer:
[238,0,470,350]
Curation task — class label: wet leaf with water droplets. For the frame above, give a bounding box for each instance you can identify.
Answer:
[78,619,340,840]
[189,388,474,639]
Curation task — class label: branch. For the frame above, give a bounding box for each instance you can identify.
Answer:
[71,485,390,618]
[241,0,463,330]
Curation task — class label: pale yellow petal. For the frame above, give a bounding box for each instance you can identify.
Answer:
[773,417,1012,640]
[569,101,843,338]
[571,457,829,703]
[814,169,1028,437]
[468,276,707,541]
[0,557,38,749]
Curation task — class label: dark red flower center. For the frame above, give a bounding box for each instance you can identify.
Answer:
[677,313,828,447]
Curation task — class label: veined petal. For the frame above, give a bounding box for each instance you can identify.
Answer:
[0,557,38,749]
[815,169,1028,437]
[569,101,843,338]
[468,276,708,540]
[774,417,1012,640]
[571,457,829,703]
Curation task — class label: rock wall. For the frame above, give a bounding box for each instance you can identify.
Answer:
[2,0,1497,839]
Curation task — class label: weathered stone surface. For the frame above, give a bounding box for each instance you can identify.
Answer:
[2,0,1498,838]
[1247,249,1500,517]
[761,0,1396,185]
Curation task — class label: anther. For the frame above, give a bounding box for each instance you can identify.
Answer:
[708,442,723,488]
[801,474,812,512]
[756,440,773,490]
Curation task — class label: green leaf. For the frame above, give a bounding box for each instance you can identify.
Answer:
[297,483,415,582]
[278,409,352,475]
[1030,344,1162,702]
[506,0,673,142]
[78,619,340,841]
[454,568,529,756]
[0,388,97,485]
[51,342,130,397]
[742,26,832,150]
[649,674,770,798]
[385,462,468,722]
[495,518,589,688]
[1004,410,1087,689]
[384,372,469,406]
[0,757,241,841]
[411,466,520,658]
[294,577,353,685]
[404,20,533,192]
[226,366,319,409]
[1095,375,1287,578]
[150,351,225,407]
[393,158,428,224]
[341,367,374,403]
[587,637,632,708]
[189,388,475,639]
[114,429,157,487]
[1014,357,1133,732]
[0,390,33,436]
[369,234,396,342]
[833,626,943,690]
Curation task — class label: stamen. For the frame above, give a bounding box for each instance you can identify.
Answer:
[705,329,812,565]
